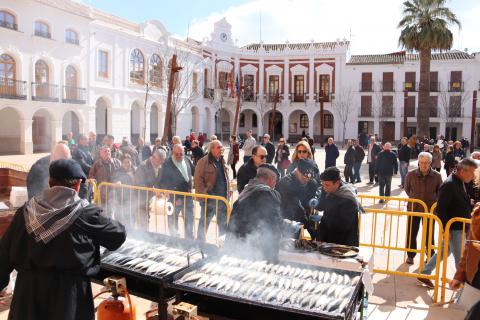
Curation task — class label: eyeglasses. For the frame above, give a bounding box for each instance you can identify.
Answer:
[297,150,308,154]
[255,154,267,159]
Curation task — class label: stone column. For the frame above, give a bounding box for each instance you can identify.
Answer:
[308,115,314,138]
[51,120,63,149]
[284,59,289,100]
[259,58,264,96]
[20,119,33,155]
[283,114,289,142]
[309,57,314,101]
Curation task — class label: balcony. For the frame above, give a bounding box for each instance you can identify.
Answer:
[448,107,462,117]
[34,30,51,39]
[291,92,306,103]
[266,93,280,102]
[203,88,214,99]
[360,82,373,92]
[381,81,395,92]
[449,81,464,92]
[430,82,440,92]
[315,91,330,102]
[0,77,27,100]
[381,107,394,117]
[403,82,417,92]
[31,82,59,102]
[0,20,18,31]
[359,106,372,117]
[62,86,86,104]
[242,91,256,102]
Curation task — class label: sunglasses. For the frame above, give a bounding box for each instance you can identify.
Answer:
[279,140,285,143]
[255,154,267,159]
[297,150,308,154]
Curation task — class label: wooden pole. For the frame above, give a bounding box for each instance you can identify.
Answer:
[232,81,242,137]
[269,91,279,140]
[403,90,408,137]
[320,96,324,147]
[162,54,182,144]
[471,90,478,153]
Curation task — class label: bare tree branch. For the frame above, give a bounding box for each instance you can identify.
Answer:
[332,87,354,144]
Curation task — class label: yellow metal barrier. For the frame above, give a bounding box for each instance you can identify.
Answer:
[0,161,27,172]
[358,194,429,213]
[96,182,231,246]
[85,179,98,204]
[440,217,471,303]
[430,202,437,215]
[359,208,444,302]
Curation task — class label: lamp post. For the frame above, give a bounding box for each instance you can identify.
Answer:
[403,90,408,137]
[318,91,332,147]
[162,54,182,144]
[269,90,279,141]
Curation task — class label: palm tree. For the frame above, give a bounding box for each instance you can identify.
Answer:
[398,0,460,138]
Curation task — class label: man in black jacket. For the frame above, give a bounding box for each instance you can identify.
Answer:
[261,134,276,164]
[375,142,398,202]
[366,136,382,184]
[344,140,356,183]
[418,158,477,288]
[158,144,195,238]
[0,159,126,320]
[136,137,152,163]
[72,135,94,200]
[276,159,319,237]
[313,167,359,246]
[353,139,365,183]
[227,164,282,260]
[237,145,267,193]
[397,137,411,188]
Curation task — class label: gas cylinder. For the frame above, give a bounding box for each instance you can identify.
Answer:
[97,295,136,320]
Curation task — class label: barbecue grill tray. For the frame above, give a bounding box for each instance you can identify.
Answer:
[170,257,363,320]
[99,231,218,283]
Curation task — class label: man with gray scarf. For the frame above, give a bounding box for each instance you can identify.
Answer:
[313,166,360,246]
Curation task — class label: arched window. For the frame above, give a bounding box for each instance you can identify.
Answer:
[0,11,16,30]
[239,113,245,127]
[65,65,77,87]
[34,21,50,38]
[35,60,49,83]
[130,49,144,84]
[149,54,162,87]
[65,29,79,45]
[0,54,15,79]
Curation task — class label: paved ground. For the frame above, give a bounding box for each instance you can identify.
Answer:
[0,146,468,319]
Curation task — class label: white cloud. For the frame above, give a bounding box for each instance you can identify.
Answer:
[188,0,479,54]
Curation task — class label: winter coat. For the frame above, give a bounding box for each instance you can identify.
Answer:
[444,151,456,172]
[397,144,411,163]
[375,150,398,176]
[158,157,194,193]
[242,137,257,156]
[404,168,442,213]
[344,146,356,166]
[453,148,466,160]
[193,153,229,196]
[72,145,93,175]
[431,151,442,169]
[226,179,282,261]
[88,158,122,185]
[367,143,382,164]
[0,188,126,320]
[134,159,162,188]
[237,158,258,193]
[274,145,290,164]
[354,145,365,163]
[262,141,276,164]
[325,144,340,168]
[191,146,205,165]
[315,182,359,246]
[136,145,152,163]
[227,142,240,165]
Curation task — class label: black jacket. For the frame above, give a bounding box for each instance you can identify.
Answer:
[227,180,282,261]
[354,145,365,163]
[262,142,276,164]
[325,144,340,167]
[375,150,398,176]
[367,143,382,163]
[26,155,50,199]
[444,152,456,171]
[436,174,474,230]
[237,158,258,193]
[275,173,319,223]
[274,145,290,163]
[344,146,356,165]
[158,157,195,193]
[73,145,93,175]
[397,144,411,162]
[191,146,204,164]
[315,182,359,246]
[137,145,152,162]
[0,204,126,320]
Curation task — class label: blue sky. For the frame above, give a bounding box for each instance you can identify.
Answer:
[82,0,479,54]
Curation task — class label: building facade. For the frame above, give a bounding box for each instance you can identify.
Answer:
[1,0,479,155]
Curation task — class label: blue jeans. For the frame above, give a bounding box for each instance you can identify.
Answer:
[422,229,465,275]
[196,199,227,241]
[399,161,409,186]
[378,175,392,197]
[353,162,362,182]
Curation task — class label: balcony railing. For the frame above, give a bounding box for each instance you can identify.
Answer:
[31,82,59,101]
[380,81,395,92]
[291,92,306,103]
[34,30,51,39]
[0,77,27,99]
[242,91,256,102]
[448,107,462,117]
[403,82,417,92]
[0,20,18,31]
[360,82,373,92]
[315,91,330,102]
[449,81,464,92]
[359,107,372,117]
[203,88,214,99]
[430,82,440,92]
[62,86,86,104]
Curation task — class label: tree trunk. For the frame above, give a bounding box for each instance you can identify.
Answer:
[417,49,431,138]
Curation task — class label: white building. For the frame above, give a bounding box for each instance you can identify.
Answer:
[1,0,479,155]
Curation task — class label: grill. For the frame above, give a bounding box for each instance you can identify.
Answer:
[91,231,216,320]
[170,255,364,320]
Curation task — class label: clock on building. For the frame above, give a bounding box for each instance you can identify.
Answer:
[220,32,228,42]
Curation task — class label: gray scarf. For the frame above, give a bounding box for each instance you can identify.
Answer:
[24,186,89,244]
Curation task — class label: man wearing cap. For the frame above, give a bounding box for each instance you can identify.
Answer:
[0,159,126,320]
[312,167,360,246]
[276,159,320,236]
[237,145,268,193]
[227,163,282,260]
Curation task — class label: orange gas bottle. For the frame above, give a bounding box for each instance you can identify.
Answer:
[96,276,136,320]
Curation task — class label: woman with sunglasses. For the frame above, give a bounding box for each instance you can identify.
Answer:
[274,138,290,177]
[286,141,319,182]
